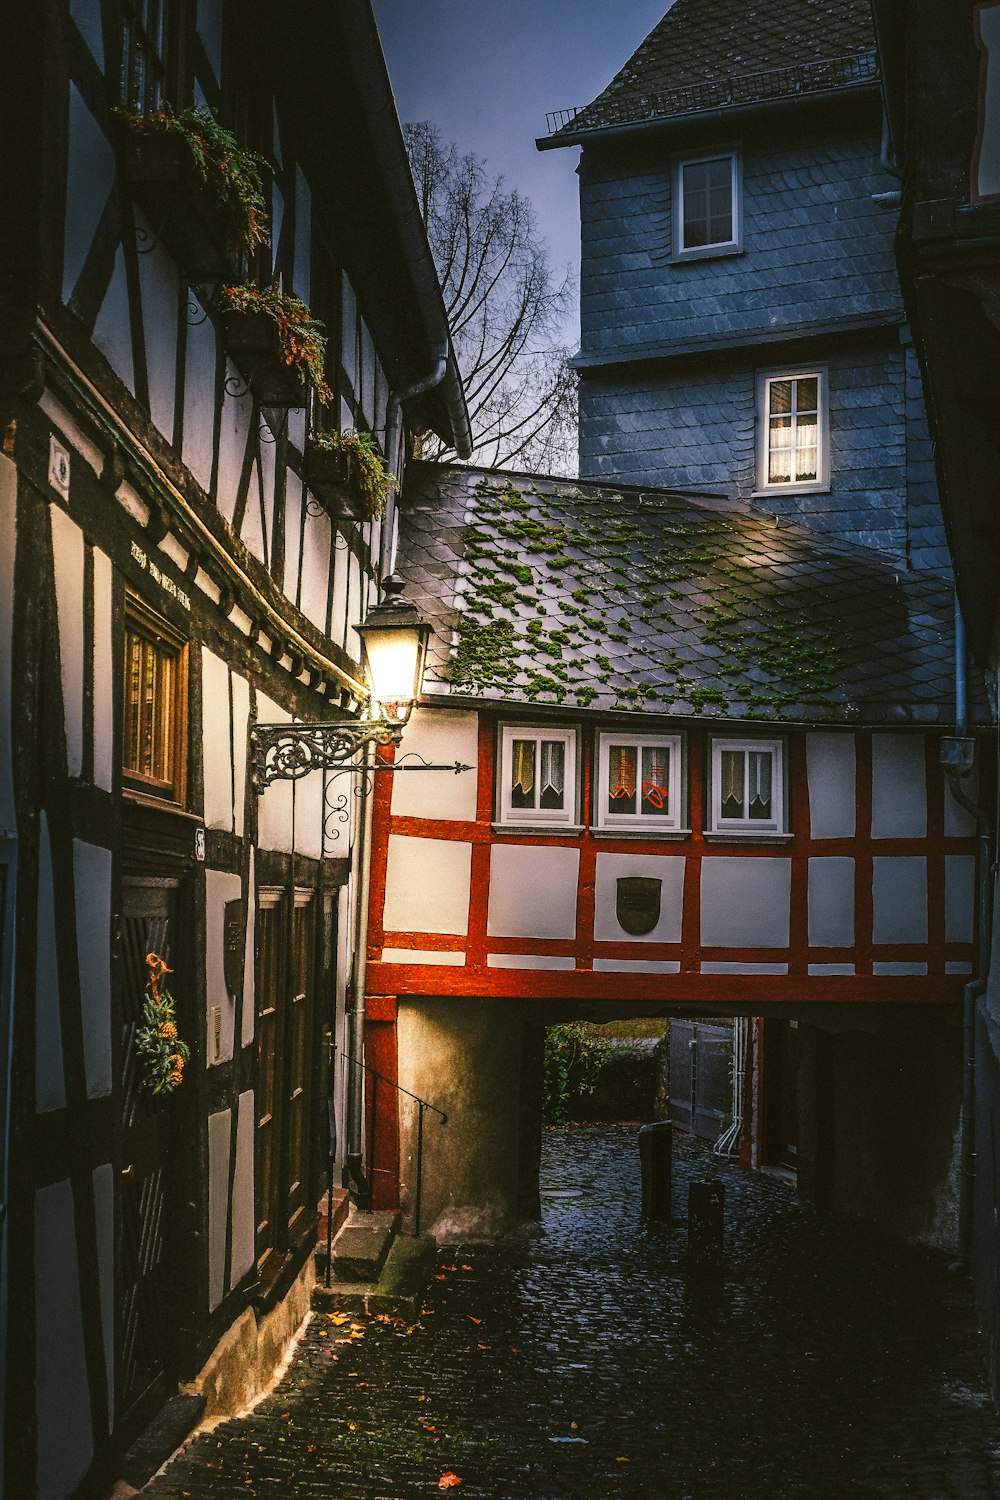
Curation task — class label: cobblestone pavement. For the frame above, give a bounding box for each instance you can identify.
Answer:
[149,1127,1000,1499]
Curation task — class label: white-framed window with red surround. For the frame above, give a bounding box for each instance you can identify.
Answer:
[708,736,787,836]
[595,732,684,832]
[497,725,578,828]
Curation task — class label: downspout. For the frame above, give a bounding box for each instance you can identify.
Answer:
[345,738,377,1209]
[946,595,993,1264]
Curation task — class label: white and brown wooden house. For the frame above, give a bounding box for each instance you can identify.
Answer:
[0,3,468,1496]
[362,462,988,1242]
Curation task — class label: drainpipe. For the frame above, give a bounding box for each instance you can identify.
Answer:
[344,738,377,1210]
[945,595,993,1264]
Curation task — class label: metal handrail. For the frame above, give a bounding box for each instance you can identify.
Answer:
[545,48,879,136]
[325,1046,447,1283]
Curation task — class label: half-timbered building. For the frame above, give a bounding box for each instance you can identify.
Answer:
[364,462,985,1246]
[0,2,468,1495]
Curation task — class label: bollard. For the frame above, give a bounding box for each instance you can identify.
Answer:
[639,1121,673,1221]
[688,1179,724,1272]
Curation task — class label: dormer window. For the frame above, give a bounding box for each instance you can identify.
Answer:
[673,151,741,259]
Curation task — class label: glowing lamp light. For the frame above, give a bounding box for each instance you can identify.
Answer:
[357,575,431,725]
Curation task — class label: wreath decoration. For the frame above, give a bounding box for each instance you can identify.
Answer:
[136,952,190,1096]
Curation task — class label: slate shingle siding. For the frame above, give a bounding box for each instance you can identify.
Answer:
[579,116,900,357]
[579,340,946,561]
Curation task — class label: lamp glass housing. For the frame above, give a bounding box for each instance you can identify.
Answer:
[357,580,431,723]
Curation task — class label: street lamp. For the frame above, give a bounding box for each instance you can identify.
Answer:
[249,575,436,790]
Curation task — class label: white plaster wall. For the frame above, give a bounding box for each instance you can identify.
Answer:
[0,456,15,833]
[872,733,927,839]
[71,0,105,66]
[242,848,256,1047]
[208,1108,232,1310]
[92,244,135,393]
[382,947,465,966]
[74,840,112,1097]
[487,845,580,940]
[700,858,791,948]
[944,767,979,838]
[50,505,85,778]
[92,548,114,792]
[593,852,685,943]
[331,534,349,650]
[347,553,362,660]
[205,869,243,1065]
[35,1180,93,1499]
[294,771,324,862]
[197,0,224,73]
[216,376,253,526]
[202,648,234,830]
[230,1090,255,1288]
[594,958,681,973]
[806,732,855,838]
[945,855,976,944]
[93,1161,115,1426]
[182,309,217,494]
[807,857,855,948]
[872,856,928,944]
[284,478,304,605]
[233,672,250,839]
[63,85,114,303]
[135,214,178,439]
[239,461,266,565]
[36,812,66,1113]
[383,835,472,935]
[300,506,331,632]
[390,708,479,821]
[257,696,294,852]
[487,954,575,970]
[294,168,311,298]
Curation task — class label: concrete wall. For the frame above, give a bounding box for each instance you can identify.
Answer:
[822,1013,961,1249]
[395,998,527,1238]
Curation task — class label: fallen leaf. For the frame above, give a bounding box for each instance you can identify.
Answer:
[419,1419,437,1433]
[441,1264,457,1271]
[468,1316,481,1324]
[617,1456,631,1463]
[348,1422,357,1432]
[433,1274,447,1281]
[438,1474,462,1490]
[461,1264,472,1271]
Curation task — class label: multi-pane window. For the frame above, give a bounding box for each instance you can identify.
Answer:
[596,733,684,831]
[120,0,177,112]
[498,726,577,826]
[674,152,740,256]
[709,738,785,835]
[123,594,187,802]
[757,370,828,492]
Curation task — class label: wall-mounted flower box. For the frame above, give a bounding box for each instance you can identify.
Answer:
[117,107,268,282]
[220,307,310,407]
[304,431,394,522]
[122,131,238,280]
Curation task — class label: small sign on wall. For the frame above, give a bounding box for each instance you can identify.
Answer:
[223,898,244,996]
[48,435,70,499]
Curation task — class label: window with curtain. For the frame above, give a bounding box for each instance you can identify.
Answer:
[710,738,785,834]
[500,726,576,825]
[596,733,684,830]
[674,151,740,258]
[757,370,828,492]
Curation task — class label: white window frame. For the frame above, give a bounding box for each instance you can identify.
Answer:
[672,149,742,260]
[709,736,787,836]
[595,732,684,832]
[498,725,577,828]
[755,367,830,496]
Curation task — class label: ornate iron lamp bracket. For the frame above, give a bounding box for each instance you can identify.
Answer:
[250,719,402,791]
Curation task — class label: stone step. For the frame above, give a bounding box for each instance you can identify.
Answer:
[311,1233,438,1319]
[323,1207,399,1283]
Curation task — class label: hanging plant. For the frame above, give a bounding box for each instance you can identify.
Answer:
[221,284,332,404]
[306,428,395,520]
[135,952,190,1097]
[116,104,270,260]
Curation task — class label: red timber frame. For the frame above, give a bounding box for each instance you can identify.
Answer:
[364,716,981,1008]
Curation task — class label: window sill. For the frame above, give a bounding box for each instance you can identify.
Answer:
[751,483,830,499]
[591,828,692,840]
[703,831,793,845]
[493,823,584,837]
[122,787,198,820]
[669,245,743,265]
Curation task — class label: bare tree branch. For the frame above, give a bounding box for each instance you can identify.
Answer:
[405,121,578,475]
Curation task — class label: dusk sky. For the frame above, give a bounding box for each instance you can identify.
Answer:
[370,0,671,348]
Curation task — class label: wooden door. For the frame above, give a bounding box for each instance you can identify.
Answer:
[255,888,317,1286]
[117,877,180,1426]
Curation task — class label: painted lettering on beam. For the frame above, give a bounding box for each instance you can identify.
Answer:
[129,539,191,610]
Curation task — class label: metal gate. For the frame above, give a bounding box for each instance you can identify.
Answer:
[668,1020,733,1140]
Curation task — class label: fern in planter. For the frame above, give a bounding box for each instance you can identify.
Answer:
[221,284,333,404]
[117,104,270,260]
[308,429,395,520]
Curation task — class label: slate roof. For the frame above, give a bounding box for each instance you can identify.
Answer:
[545,0,878,140]
[397,463,966,728]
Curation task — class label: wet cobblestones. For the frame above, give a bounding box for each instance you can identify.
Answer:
[149,1127,1000,1498]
